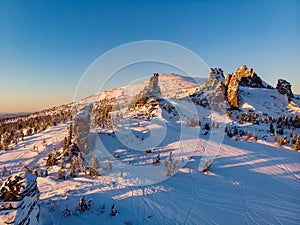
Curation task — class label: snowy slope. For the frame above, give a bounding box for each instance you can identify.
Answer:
[0,73,300,225]
[239,86,299,116]
[1,126,299,224]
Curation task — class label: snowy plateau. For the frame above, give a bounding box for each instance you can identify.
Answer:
[0,67,300,225]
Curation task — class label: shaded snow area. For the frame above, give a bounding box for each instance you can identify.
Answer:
[0,74,300,225]
[1,124,299,224]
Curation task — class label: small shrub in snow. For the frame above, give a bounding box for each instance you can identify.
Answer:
[111,204,118,216]
[99,204,105,214]
[278,138,284,146]
[46,153,57,167]
[63,206,71,217]
[2,166,7,176]
[166,160,172,176]
[253,132,258,141]
[57,169,66,180]
[245,131,251,141]
[274,132,278,142]
[76,196,92,213]
[202,158,211,173]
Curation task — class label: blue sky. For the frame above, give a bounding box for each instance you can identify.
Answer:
[0,0,299,113]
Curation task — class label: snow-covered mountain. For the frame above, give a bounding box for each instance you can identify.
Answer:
[0,67,300,225]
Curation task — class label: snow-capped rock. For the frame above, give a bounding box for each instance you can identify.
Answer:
[209,68,225,83]
[276,78,294,101]
[191,80,230,112]
[144,73,161,97]
[0,171,40,225]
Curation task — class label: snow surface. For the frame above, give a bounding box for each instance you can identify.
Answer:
[1,122,300,224]
[1,74,300,225]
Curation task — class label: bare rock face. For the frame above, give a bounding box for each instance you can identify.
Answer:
[235,65,265,88]
[224,65,267,109]
[276,79,294,101]
[0,171,40,225]
[225,74,239,109]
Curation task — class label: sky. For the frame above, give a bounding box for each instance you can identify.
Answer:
[0,0,299,113]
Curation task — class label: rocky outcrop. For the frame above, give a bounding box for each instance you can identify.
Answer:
[276,79,294,101]
[209,68,225,83]
[225,74,239,109]
[145,73,161,96]
[191,81,230,112]
[235,65,265,88]
[0,171,40,225]
[224,65,267,109]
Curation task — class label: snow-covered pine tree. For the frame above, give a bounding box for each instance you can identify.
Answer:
[78,153,83,171]
[70,157,77,177]
[63,206,71,217]
[89,155,100,177]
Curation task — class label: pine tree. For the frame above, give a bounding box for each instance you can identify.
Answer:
[270,123,275,134]
[46,153,56,166]
[78,153,83,171]
[77,196,92,213]
[253,132,258,141]
[2,166,7,176]
[274,132,278,142]
[166,152,173,176]
[63,136,68,151]
[245,131,251,141]
[63,206,71,217]
[90,155,99,177]
[202,158,211,173]
[70,157,77,177]
[111,204,118,216]
[68,122,73,145]
[173,159,178,171]
[235,135,240,141]
[58,169,65,179]
[61,158,65,169]
[190,115,195,127]
[278,138,284,146]
[168,103,172,113]
[295,139,300,152]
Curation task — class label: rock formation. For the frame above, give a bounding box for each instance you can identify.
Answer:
[224,65,266,109]
[191,78,230,112]
[0,171,40,225]
[276,79,294,101]
[145,73,161,96]
[224,73,239,109]
[235,65,265,88]
[209,68,225,83]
